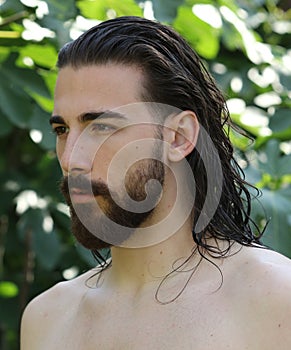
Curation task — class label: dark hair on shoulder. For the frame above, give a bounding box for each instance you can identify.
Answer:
[57,16,265,263]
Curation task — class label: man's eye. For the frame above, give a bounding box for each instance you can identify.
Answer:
[90,123,115,133]
[52,126,69,136]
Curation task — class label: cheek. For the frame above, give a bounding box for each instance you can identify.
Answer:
[91,139,137,188]
[91,127,157,183]
[91,142,116,182]
[56,139,64,164]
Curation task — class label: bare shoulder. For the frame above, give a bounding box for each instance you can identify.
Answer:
[236,245,291,288]
[20,267,101,349]
[229,246,291,349]
[22,267,99,314]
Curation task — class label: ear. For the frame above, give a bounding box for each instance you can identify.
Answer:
[164,110,199,162]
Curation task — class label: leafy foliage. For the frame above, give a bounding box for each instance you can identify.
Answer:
[0,0,290,348]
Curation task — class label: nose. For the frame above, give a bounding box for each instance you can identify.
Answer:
[58,131,92,176]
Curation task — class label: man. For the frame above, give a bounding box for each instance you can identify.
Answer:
[21,16,291,349]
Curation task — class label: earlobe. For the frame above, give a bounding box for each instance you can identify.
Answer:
[165,110,199,162]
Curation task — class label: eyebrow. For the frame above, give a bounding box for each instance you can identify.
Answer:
[49,115,64,125]
[79,110,127,123]
[49,110,128,125]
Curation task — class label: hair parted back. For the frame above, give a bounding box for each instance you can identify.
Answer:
[57,16,264,260]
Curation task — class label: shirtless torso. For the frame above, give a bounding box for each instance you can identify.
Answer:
[21,245,291,350]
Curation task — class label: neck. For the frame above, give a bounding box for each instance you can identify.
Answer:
[104,220,198,294]
[103,164,199,294]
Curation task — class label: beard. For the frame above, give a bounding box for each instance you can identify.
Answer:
[59,156,165,251]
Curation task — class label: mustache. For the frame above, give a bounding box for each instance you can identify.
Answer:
[60,175,110,197]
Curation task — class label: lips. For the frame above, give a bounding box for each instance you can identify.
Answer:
[71,187,90,195]
[70,187,95,203]
[60,176,111,204]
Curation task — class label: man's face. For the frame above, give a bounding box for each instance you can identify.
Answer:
[51,64,165,249]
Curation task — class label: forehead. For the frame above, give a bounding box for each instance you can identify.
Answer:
[53,64,146,118]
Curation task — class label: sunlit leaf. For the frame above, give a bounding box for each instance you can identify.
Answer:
[0,47,10,63]
[19,44,58,69]
[173,6,220,59]
[77,0,142,20]
[77,0,108,19]
[0,281,18,298]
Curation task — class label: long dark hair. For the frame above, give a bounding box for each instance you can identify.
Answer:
[57,16,264,266]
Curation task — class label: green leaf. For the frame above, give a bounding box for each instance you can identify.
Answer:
[244,163,263,186]
[0,281,18,298]
[0,110,13,136]
[220,17,243,51]
[40,16,72,47]
[152,0,184,23]
[19,44,58,69]
[0,298,19,330]
[173,6,220,59]
[229,128,252,151]
[184,0,218,6]
[0,36,27,47]
[17,208,61,270]
[0,73,33,128]
[277,155,291,177]
[0,54,52,127]
[77,0,142,20]
[258,139,291,178]
[252,187,291,257]
[51,206,71,232]
[1,58,51,99]
[0,0,26,14]
[0,47,10,63]
[45,0,77,21]
[28,104,56,150]
[30,69,57,113]
[77,0,108,19]
[269,108,291,133]
[33,227,61,270]
[279,71,291,91]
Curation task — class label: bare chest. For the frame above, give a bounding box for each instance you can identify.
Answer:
[43,292,247,350]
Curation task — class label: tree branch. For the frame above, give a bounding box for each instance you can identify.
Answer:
[0,11,29,27]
